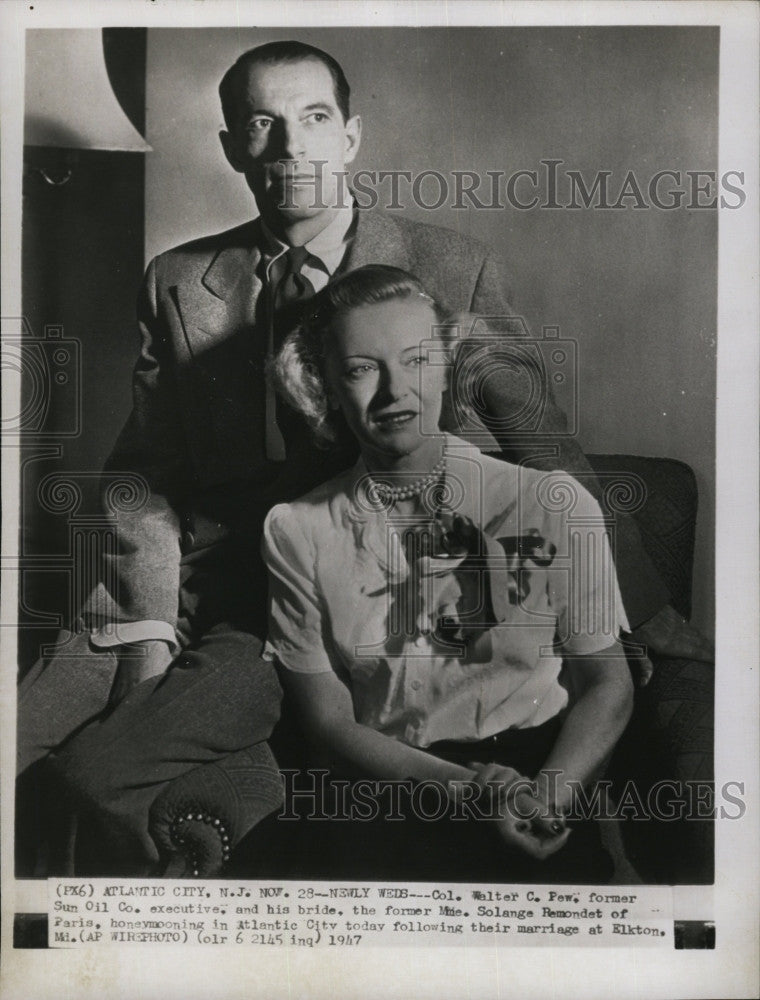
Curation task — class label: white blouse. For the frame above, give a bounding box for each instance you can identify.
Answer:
[262,436,628,748]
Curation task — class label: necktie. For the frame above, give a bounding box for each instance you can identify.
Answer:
[265,246,316,461]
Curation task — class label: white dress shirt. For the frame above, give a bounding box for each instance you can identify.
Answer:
[259,201,355,292]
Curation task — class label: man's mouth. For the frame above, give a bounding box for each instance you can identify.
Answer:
[271,179,314,191]
[270,166,315,182]
[372,410,417,429]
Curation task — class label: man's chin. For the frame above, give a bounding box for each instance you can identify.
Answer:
[257,199,336,234]
[274,203,329,219]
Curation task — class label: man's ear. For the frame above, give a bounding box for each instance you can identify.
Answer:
[343,115,362,165]
[219,130,245,173]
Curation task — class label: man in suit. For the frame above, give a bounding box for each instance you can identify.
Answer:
[17,40,710,870]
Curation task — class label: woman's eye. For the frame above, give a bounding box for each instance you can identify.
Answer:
[344,364,375,380]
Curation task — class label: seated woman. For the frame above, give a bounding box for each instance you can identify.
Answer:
[263,264,634,883]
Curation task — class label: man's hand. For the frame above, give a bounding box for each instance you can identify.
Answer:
[629,604,714,685]
[108,639,174,708]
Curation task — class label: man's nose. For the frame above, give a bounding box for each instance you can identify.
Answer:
[280,120,306,161]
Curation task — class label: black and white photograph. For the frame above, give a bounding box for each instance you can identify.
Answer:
[1,2,757,998]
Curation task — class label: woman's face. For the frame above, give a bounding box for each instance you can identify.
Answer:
[323,296,449,465]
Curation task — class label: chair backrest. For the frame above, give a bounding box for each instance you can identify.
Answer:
[587,454,697,618]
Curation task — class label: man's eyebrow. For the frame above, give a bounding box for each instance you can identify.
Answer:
[302,102,335,114]
[243,107,275,121]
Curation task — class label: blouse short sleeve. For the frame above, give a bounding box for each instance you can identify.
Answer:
[546,479,630,656]
[261,504,337,674]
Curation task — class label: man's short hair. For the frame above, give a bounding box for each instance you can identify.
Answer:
[219,40,351,128]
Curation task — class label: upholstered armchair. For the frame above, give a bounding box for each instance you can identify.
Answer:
[147,453,713,881]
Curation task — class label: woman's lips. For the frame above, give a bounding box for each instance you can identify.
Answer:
[372,410,417,429]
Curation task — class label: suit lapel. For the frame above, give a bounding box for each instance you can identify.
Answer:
[178,208,410,350]
[172,220,273,478]
[338,207,411,275]
[177,220,264,359]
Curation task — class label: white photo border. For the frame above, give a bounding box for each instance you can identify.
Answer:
[1,2,757,999]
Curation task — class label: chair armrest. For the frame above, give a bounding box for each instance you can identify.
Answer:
[148,743,283,877]
[611,654,714,883]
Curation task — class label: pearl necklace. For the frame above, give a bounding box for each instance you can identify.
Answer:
[370,454,447,502]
